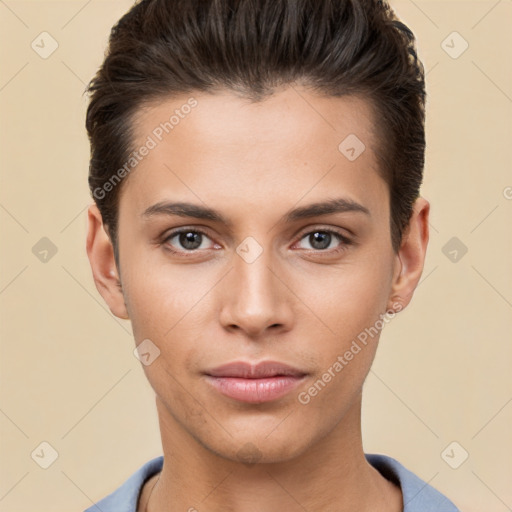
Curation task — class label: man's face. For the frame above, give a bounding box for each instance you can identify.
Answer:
[114,87,400,462]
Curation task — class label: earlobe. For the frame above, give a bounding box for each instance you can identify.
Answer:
[86,204,130,320]
[386,197,430,314]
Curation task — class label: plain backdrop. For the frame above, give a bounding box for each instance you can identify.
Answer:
[0,1,511,511]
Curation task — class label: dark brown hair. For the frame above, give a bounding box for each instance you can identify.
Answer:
[86,0,426,266]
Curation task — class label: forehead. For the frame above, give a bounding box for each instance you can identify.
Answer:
[120,87,387,220]
[134,87,377,155]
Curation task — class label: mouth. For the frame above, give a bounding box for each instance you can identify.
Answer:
[203,361,308,403]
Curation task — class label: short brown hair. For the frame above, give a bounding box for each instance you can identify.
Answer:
[86,0,426,265]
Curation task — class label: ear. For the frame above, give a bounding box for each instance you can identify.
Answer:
[86,204,129,320]
[386,197,430,314]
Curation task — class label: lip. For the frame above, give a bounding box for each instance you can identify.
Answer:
[205,361,307,379]
[204,361,308,403]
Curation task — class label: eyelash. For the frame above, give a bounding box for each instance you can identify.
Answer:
[160,227,353,258]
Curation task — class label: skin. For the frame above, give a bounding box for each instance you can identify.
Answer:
[86,86,429,512]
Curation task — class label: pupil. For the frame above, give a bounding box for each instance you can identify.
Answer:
[180,232,201,250]
[311,232,330,250]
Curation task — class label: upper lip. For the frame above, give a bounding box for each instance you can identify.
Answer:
[205,361,307,379]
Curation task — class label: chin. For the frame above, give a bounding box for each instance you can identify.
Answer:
[198,427,314,466]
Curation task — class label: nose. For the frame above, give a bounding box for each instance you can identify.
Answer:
[219,246,294,338]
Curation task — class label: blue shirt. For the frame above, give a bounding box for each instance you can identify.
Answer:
[84,454,460,511]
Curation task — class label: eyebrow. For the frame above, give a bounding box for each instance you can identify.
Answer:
[141,197,370,226]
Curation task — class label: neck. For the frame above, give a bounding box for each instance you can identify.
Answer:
[146,394,402,512]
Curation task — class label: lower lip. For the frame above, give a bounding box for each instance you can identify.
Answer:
[204,375,306,403]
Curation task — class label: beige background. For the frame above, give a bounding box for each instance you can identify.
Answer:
[0,1,511,510]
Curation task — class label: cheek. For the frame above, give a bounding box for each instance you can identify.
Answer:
[121,257,204,342]
[298,276,388,427]
[308,259,392,341]
[300,253,393,407]
[125,270,204,402]
[122,264,213,391]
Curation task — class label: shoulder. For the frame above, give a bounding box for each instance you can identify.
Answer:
[366,453,461,512]
[83,456,164,512]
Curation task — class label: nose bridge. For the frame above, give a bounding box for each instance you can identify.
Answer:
[220,239,291,335]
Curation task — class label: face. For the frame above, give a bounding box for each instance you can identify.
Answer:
[87,86,428,464]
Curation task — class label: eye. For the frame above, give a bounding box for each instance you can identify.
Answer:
[160,226,353,258]
[163,228,217,254]
[295,228,352,253]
